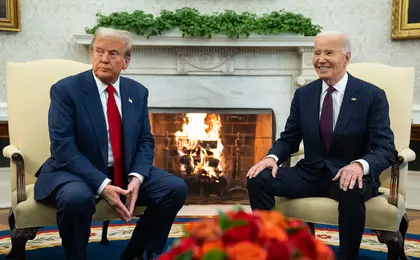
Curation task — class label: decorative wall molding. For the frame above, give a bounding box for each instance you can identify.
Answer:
[0,103,8,122]
[413,105,420,124]
[0,102,419,123]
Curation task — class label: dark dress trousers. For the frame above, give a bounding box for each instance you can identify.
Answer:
[248,73,397,260]
[34,70,188,260]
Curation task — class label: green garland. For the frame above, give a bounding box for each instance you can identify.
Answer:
[85,7,322,38]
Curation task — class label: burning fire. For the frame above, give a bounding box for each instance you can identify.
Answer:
[175,113,225,178]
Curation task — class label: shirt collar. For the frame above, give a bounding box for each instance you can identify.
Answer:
[322,72,348,95]
[92,70,121,97]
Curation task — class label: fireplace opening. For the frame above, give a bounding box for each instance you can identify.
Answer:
[149,108,275,205]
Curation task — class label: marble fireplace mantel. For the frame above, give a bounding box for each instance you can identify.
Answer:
[74,33,318,87]
[74,33,320,139]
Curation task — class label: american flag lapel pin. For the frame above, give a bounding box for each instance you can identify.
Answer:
[128,98,133,103]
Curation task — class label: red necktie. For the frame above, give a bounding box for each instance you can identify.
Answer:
[106,85,124,188]
[320,87,336,152]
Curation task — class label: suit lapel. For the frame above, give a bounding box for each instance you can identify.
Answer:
[308,80,324,152]
[120,78,136,171]
[329,74,360,151]
[82,71,108,165]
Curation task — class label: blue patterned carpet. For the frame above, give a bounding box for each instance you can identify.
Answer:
[0,217,419,259]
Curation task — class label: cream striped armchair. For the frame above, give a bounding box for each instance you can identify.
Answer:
[276,63,416,260]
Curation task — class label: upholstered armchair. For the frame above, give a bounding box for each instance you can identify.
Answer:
[3,59,146,260]
[277,63,416,259]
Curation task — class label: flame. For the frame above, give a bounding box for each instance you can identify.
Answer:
[174,113,225,178]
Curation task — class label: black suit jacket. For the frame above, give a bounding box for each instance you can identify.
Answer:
[268,73,397,189]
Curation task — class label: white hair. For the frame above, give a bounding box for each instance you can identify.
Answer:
[316,31,351,55]
[90,27,133,58]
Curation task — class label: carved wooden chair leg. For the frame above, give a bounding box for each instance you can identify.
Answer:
[8,209,15,232]
[398,213,410,260]
[307,222,315,235]
[101,220,111,245]
[6,227,38,260]
[375,229,403,260]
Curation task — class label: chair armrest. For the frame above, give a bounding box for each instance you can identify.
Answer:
[281,143,304,167]
[3,144,23,159]
[389,147,416,207]
[2,144,27,203]
[291,143,304,157]
[398,147,416,163]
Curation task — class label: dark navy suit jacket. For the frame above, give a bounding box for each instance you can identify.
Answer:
[34,70,154,201]
[268,73,397,190]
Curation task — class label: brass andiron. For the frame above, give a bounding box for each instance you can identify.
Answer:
[163,131,169,171]
[228,132,248,194]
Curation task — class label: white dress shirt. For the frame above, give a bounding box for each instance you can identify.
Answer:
[93,72,145,195]
[267,72,370,175]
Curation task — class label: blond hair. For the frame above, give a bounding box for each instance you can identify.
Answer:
[90,27,133,58]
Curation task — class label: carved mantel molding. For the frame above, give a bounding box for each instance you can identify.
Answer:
[74,33,315,48]
[74,33,318,86]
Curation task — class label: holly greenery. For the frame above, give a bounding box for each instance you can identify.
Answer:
[85,7,322,38]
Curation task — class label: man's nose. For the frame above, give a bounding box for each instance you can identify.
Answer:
[318,54,327,63]
[101,53,110,63]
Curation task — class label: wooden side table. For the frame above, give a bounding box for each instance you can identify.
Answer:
[409,124,420,171]
[0,122,8,138]
[411,124,420,141]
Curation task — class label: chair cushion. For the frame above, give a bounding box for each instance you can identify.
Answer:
[12,184,146,229]
[275,187,405,232]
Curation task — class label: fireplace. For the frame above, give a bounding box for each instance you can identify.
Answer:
[149,108,275,204]
[75,33,318,205]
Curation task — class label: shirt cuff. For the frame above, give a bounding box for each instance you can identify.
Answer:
[266,154,279,163]
[352,159,370,175]
[128,173,145,184]
[97,178,111,195]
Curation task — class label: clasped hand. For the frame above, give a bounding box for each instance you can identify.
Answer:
[101,177,141,222]
[332,162,364,191]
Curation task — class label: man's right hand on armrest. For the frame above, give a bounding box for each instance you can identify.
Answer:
[246,157,278,179]
[100,184,131,222]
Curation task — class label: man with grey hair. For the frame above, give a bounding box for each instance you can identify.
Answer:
[34,27,188,260]
[247,31,397,259]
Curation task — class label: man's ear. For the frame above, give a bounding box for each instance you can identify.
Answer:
[123,56,131,70]
[344,52,351,67]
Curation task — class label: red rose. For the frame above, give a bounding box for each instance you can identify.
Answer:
[289,230,317,258]
[287,218,309,231]
[264,238,293,260]
[228,210,259,224]
[222,210,259,245]
[222,225,254,245]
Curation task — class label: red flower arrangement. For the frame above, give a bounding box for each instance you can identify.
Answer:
[157,208,335,260]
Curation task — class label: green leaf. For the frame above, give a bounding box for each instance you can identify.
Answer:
[202,249,228,260]
[292,249,302,259]
[217,211,248,231]
[84,8,322,37]
[175,250,193,260]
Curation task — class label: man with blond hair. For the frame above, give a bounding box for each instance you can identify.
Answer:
[34,27,188,260]
[247,31,397,260]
